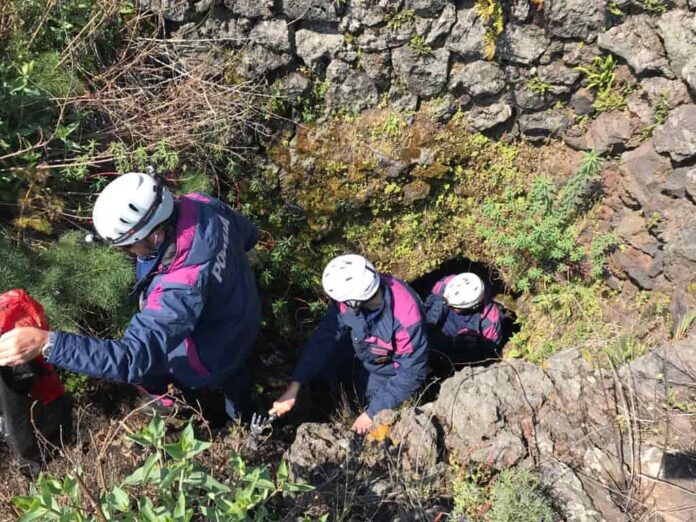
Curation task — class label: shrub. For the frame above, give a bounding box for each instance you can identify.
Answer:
[477,151,605,291]
[13,414,316,521]
[487,468,555,521]
[0,231,134,334]
[451,464,555,521]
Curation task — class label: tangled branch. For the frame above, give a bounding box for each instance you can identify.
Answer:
[77,38,272,161]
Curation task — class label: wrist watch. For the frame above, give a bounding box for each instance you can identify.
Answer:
[41,331,56,359]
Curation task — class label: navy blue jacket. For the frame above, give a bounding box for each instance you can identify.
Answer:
[424,275,503,348]
[292,275,428,418]
[48,194,261,389]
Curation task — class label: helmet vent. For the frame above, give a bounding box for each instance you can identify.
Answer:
[128,203,139,212]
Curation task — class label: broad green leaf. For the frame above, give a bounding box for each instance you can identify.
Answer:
[185,470,231,493]
[110,486,130,512]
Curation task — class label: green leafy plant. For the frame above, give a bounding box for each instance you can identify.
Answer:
[478,151,604,291]
[385,9,416,30]
[475,0,504,60]
[451,463,555,521]
[526,75,553,95]
[607,0,624,15]
[487,468,555,521]
[642,0,668,14]
[14,414,314,521]
[409,35,432,56]
[576,55,627,113]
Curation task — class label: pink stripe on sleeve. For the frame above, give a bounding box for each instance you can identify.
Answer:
[384,276,422,329]
[185,337,211,376]
[185,193,212,203]
[394,328,414,356]
[144,284,165,311]
[169,198,197,272]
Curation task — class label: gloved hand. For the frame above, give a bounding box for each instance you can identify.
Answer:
[424,295,445,327]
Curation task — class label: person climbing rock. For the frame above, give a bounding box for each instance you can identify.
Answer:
[424,272,504,374]
[271,254,428,435]
[0,172,261,423]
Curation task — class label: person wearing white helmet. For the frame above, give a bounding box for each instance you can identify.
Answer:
[424,272,504,371]
[271,254,429,435]
[0,172,262,423]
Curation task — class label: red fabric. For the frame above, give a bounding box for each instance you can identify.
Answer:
[0,289,65,405]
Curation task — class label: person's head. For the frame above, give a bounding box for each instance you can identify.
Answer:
[443,273,485,313]
[92,172,174,256]
[321,254,381,311]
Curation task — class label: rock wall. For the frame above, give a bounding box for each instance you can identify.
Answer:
[141,0,696,296]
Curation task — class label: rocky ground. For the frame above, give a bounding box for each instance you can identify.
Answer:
[286,340,696,520]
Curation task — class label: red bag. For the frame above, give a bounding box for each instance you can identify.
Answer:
[0,289,65,405]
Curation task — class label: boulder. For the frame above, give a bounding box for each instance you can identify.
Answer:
[240,45,292,77]
[282,0,340,22]
[570,88,595,115]
[597,15,672,77]
[223,0,273,18]
[433,360,554,468]
[138,0,190,21]
[682,57,696,94]
[585,111,635,153]
[514,85,556,112]
[449,60,506,98]
[287,423,356,483]
[249,20,291,53]
[653,104,696,162]
[340,0,392,32]
[657,10,696,80]
[620,139,673,210]
[295,28,344,68]
[325,60,379,112]
[402,180,431,205]
[388,408,439,474]
[425,4,457,46]
[466,103,514,132]
[498,24,550,65]
[445,6,487,60]
[518,109,571,141]
[356,24,414,52]
[403,0,448,17]
[612,246,664,289]
[391,46,449,98]
[537,62,581,93]
[358,51,392,90]
[545,0,607,41]
[540,462,603,521]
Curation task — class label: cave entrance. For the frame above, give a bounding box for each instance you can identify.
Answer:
[409,257,519,399]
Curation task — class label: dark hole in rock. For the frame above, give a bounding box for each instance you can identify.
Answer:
[409,257,520,403]
[661,451,696,480]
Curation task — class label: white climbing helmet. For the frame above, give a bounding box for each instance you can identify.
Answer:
[92,172,174,246]
[322,254,380,307]
[443,273,485,309]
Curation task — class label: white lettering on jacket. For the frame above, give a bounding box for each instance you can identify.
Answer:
[212,216,230,284]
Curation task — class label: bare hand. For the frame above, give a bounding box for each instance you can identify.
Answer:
[351,412,373,436]
[272,381,301,417]
[0,327,49,366]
